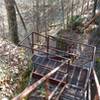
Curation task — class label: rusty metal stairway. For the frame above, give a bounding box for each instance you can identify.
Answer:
[28,53,90,100]
[12,32,98,100]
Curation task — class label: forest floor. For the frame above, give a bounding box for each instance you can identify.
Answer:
[0,38,31,99]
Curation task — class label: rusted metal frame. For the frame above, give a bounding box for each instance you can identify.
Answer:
[68,66,76,85]
[67,67,90,91]
[19,31,95,65]
[72,54,92,64]
[33,55,92,70]
[18,32,32,46]
[51,61,58,68]
[33,54,63,63]
[55,84,67,100]
[66,89,81,100]
[49,35,95,59]
[47,59,56,68]
[33,61,67,74]
[84,69,92,92]
[33,57,46,72]
[40,55,47,64]
[62,87,83,99]
[33,55,89,71]
[30,42,92,69]
[33,61,51,74]
[54,71,60,79]
[66,92,81,100]
[93,69,100,100]
[33,56,40,64]
[36,59,53,75]
[18,32,47,47]
[48,73,68,100]
[67,74,86,90]
[33,48,70,61]
[72,89,83,99]
[68,83,84,90]
[49,34,95,48]
[19,44,70,61]
[76,68,83,87]
[73,59,93,68]
[48,57,62,63]
[54,61,67,80]
[19,31,95,49]
[79,53,94,60]
[33,43,77,57]
[18,31,95,49]
[32,72,66,85]
[12,61,66,100]
[78,55,93,62]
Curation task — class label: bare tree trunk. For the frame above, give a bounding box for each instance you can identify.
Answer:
[93,0,98,17]
[14,0,31,46]
[36,0,40,42]
[4,0,19,45]
[95,0,100,25]
[61,0,65,29]
[43,0,48,39]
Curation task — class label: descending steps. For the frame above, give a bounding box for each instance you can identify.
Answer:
[60,87,83,100]
[29,54,90,100]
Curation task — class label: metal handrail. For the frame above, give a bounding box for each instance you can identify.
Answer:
[19,32,96,48]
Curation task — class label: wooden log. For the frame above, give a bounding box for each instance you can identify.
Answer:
[84,12,100,29]
[12,62,67,100]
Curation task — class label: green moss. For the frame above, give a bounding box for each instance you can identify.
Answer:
[38,84,46,96]
[96,40,100,46]
[13,58,33,98]
[67,15,84,34]
[96,58,100,63]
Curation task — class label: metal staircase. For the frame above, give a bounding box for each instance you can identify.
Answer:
[12,32,100,100]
